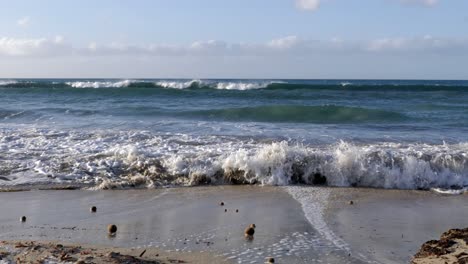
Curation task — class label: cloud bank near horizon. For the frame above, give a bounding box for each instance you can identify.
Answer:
[0,35,465,58]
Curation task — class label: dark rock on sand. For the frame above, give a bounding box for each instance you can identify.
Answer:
[412,228,468,264]
[107,224,117,234]
[244,224,256,237]
[90,206,97,213]
[20,216,26,222]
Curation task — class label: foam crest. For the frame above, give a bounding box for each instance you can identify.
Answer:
[0,80,18,86]
[155,80,201,89]
[66,80,134,88]
[154,80,279,90]
[215,81,277,90]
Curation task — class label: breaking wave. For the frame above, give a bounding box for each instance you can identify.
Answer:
[1,79,468,91]
[154,80,280,90]
[65,80,137,88]
[0,129,466,192]
[0,80,18,86]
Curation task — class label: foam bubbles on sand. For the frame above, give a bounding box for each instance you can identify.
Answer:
[286,187,349,251]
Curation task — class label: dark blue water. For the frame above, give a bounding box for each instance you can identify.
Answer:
[0,79,467,191]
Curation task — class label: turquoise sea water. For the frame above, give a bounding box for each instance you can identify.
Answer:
[0,79,467,191]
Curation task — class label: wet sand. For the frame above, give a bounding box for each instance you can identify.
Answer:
[325,188,468,263]
[0,186,354,263]
[0,186,466,263]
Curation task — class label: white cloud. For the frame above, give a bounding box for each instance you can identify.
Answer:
[295,0,320,11]
[0,36,70,56]
[17,16,30,27]
[400,0,439,7]
[366,35,467,53]
[0,35,466,58]
[267,36,299,49]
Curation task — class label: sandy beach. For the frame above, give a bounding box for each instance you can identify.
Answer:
[0,186,465,263]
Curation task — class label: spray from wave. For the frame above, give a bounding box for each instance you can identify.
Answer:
[0,129,466,192]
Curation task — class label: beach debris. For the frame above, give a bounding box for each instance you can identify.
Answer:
[106,251,120,258]
[90,206,97,213]
[219,201,225,206]
[266,257,275,263]
[20,216,26,222]
[139,249,146,257]
[107,224,117,235]
[244,224,256,239]
[349,200,354,205]
[224,209,227,212]
[413,227,468,263]
[236,209,239,213]
[15,242,28,248]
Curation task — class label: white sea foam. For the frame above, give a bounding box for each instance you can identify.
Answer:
[431,187,468,195]
[155,79,202,89]
[154,79,280,90]
[215,81,277,90]
[65,80,134,88]
[286,186,350,251]
[0,129,466,191]
[0,80,17,86]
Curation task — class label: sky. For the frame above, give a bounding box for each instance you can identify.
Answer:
[0,0,467,79]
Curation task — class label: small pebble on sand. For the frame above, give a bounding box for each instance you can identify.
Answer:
[244,224,256,237]
[349,200,354,205]
[90,206,97,213]
[224,209,227,212]
[107,224,117,234]
[20,216,26,222]
[236,209,239,213]
[220,202,225,206]
[266,257,275,263]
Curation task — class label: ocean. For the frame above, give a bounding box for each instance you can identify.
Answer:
[0,79,467,192]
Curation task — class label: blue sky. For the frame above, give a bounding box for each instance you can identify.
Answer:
[0,0,467,79]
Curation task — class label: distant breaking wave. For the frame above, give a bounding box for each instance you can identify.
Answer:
[1,79,468,91]
[154,80,282,90]
[0,80,18,86]
[65,79,280,90]
[65,80,137,88]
